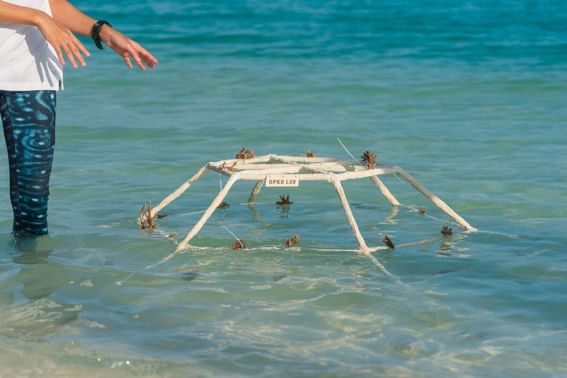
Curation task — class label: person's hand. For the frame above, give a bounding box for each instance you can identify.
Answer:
[35,13,90,68]
[100,26,158,70]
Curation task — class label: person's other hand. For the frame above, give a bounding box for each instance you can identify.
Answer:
[35,13,90,68]
[100,26,158,70]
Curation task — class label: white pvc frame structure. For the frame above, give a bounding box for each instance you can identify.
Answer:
[140,154,477,256]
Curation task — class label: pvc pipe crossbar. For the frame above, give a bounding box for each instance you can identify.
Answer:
[140,154,477,256]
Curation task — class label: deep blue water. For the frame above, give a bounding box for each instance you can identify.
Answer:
[1,1,566,376]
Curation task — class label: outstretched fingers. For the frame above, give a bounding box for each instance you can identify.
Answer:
[55,31,90,68]
[122,54,133,69]
[100,27,158,70]
[71,32,90,60]
[54,45,66,67]
[37,17,90,68]
[63,32,89,68]
[135,43,159,68]
[129,46,145,70]
[122,41,158,70]
[58,40,88,68]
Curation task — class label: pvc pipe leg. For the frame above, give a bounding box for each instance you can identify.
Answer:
[370,176,401,206]
[395,168,477,231]
[385,205,399,224]
[331,179,369,252]
[247,203,261,219]
[247,180,264,204]
[139,165,209,225]
[176,174,241,252]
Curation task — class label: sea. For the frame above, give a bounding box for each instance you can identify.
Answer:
[1,1,566,376]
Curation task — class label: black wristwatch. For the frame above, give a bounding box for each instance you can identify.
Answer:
[90,20,112,50]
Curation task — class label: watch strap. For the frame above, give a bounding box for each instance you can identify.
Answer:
[91,20,112,50]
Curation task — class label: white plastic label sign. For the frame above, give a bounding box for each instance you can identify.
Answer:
[265,174,300,187]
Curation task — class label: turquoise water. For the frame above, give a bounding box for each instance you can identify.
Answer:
[1,1,567,376]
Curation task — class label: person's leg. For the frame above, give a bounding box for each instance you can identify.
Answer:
[0,90,56,237]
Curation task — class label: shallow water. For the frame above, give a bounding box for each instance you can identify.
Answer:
[1,1,566,376]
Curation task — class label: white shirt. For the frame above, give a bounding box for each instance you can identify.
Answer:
[0,0,63,91]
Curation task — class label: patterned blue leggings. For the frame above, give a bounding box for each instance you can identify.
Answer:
[0,90,56,237]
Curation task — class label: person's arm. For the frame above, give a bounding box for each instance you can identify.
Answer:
[0,1,43,24]
[0,0,88,68]
[49,0,158,70]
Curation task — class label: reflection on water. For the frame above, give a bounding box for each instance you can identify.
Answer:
[437,232,471,258]
[0,235,80,340]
